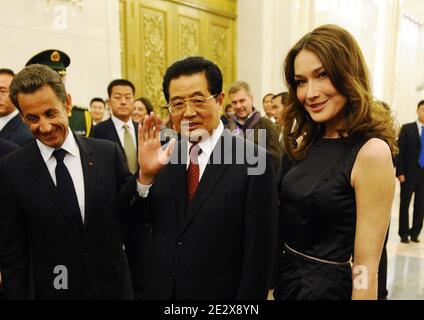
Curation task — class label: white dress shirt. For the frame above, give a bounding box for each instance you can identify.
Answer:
[36,130,86,222]
[186,121,224,179]
[0,109,19,132]
[137,121,225,197]
[111,115,137,148]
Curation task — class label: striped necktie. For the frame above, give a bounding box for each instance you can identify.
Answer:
[186,143,202,204]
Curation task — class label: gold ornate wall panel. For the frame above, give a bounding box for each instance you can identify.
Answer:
[140,5,168,110]
[120,0,237,113]
[119,0,128,79]
[177,6,201,58]
[169,0,237,18]
[207,15,233,99]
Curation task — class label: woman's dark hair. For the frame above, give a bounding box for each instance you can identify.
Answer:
[135,96,154,114]
[283,24,398,160]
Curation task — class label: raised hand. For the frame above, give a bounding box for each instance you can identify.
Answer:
[137,112,176,184]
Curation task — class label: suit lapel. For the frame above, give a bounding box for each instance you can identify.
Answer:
[169,163,187,229]
[133,121,139,150]
[178,132,232,236]
[168,140,188,228]
[105,119,124,151]
[27,141,81,228]
[74,134,96,228]
[105,119,139,155]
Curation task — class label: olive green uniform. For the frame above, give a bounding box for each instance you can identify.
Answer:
[68,106,93,137]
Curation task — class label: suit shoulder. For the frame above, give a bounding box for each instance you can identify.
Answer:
[94,118,113,129]
[402,122,417,130]
[92,118,112,135]
[229,131,267,155]
[82,136,117,150]
[0,142,32,166]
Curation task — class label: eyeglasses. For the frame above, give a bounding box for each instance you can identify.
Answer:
[165,94,217,115]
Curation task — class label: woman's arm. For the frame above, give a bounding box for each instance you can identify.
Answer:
[350,138,395,300]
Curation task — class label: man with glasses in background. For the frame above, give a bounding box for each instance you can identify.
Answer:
[227,81,282,173]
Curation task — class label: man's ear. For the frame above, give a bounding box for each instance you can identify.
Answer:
[65,94,72,114]
[216,92,225,106]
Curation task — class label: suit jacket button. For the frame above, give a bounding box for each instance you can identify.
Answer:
[169,273,175,280]
[177,240,183,246]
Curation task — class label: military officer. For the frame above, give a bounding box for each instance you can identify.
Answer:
[25,49,92,136]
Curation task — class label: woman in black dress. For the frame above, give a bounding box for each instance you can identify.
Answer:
[273,25,398,300]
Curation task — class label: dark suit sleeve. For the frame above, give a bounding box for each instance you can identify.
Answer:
[236,152,279,299]
[0,162,30,299]
[114,143,143,224]
[396,124,407,177]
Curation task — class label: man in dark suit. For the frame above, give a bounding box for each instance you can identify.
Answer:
[92,79,147,299]
[0,64,140,299]
[93,79,138,174]
[396,100,424,243]
[0,69,33,146]
[136,56,278,299]
[0,138,18,299]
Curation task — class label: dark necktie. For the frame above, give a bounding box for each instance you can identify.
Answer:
[186,143,202,204]
[53,148,82,224]
[419,126,424,168]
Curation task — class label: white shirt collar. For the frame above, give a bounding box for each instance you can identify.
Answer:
[37,129,79,163]
[188,121,224,159]
[0,109,19,131]
[111,115,134,130]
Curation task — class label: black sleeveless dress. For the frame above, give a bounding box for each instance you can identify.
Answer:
[274,137,366,300]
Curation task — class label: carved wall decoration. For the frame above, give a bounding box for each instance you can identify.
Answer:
[120,0,236,113]
[142,9,167,111]
[119,0,128,78]
[179,17,200,58]
[210,24,228,75]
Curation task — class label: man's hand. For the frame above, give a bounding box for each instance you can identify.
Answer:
[137,112,176,184]
[397,175,406,183]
